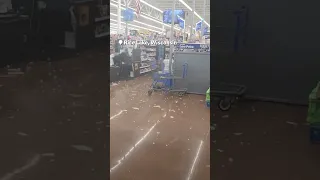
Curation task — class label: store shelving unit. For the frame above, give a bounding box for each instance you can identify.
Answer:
[110,38,115,54]
[94,3,109,38]
[95,16,109,22]
[139,45,152,74]
[140,43,157,74]
[165,45,170,59]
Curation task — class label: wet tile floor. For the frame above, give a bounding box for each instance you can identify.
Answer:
[3,46,317,180]
[212,101,320,180]
[0,49,108,180]
[110,76,210,180]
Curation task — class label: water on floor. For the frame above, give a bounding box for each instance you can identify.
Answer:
[110,76,210,180]
[0,48,108,180]
[212,101,320,180]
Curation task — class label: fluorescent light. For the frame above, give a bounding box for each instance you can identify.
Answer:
[194,12,201,20]
[110,2,181,31]
[110,26,124,30]
[111,0,163,12]
[111,22,120,27]
[111,23,139,31]
[133,20,163,31]
[140,14,161,24]
[194,12,210,27]
[110,19,118,23]
[111,0,210,27]
[110,13,180,31]
[110,12,123,18]
[127,23,162,34]
[177,15,185,29]
[177,0,210,27]
[110,26,120,29]
[110,2,125,10]
[140,0,163,12]
[188,25,196,30]
[139,14,181,31]
[178,0,192,11]
[110,18,162,33]
[110,12,163,31]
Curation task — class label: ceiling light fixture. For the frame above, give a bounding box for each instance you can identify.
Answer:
[111,0,210,27]
[110,19,162,34]
[178,0,192,11]
[110,12,164,31]
[140,0,163,12]
[110,2,181,31]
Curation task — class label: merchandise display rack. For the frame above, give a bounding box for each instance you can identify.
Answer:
[109,1,210,76]
[94,3,109,38]
[140,43,156,74]
[165,45,170,59]
[110,34,117,54]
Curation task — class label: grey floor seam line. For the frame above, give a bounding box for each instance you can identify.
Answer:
[110,120,160,173]
[0,154,41,180]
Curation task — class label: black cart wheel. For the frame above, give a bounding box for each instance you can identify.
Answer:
[178,91,185,97]
[218,99,232,111]
[148,90,153,96]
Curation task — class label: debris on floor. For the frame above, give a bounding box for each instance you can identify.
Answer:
[68,94,86,98]
[71,145,93,152]
[0,48,108,180]
[286,121,298,126]
[110,76,210,180]
[233,132,243,136]
[212,101,320,179]
[222,115,229,118]
[41,153,55,157]
[217,149,224,153]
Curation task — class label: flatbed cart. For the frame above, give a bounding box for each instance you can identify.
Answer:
[212,83,247,111]
[148,63,188,96]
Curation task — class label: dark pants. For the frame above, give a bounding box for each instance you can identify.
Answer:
[119,64,132,78]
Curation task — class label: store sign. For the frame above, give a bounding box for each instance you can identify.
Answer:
[122,9,134,21]
[202,26,209,36]
[176,43,210,50]
[195,21,202,31]
[163,9,185,24]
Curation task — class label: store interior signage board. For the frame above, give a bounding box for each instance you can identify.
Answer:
[196,21,202,31]
[176,43,210,50]
[122,8,134,21]
[163,9,185,24]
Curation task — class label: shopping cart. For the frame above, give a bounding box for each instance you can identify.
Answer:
[212,83,247,111]
[148,63,188,96]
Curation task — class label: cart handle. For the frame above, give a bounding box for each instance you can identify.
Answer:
[182,63,188,78]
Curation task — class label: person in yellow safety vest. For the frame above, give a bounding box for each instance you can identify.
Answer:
[206,87,210,107]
